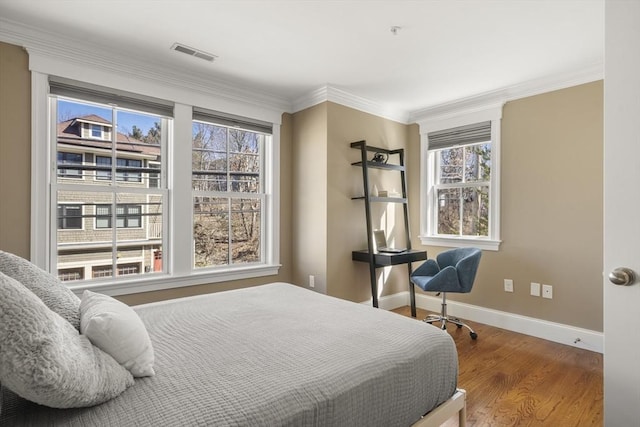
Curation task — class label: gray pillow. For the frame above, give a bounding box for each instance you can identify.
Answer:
[0,272,134,408]
[0,250,81,330]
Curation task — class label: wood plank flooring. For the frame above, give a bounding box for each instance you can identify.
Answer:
[392,307,603,427]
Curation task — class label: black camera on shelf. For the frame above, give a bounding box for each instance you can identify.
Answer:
[371,152,388,164]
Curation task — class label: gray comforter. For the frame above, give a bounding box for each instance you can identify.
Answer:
[1,282,457,426]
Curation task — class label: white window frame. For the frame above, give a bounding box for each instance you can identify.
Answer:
[417,105,502,251]
[30,68,281,297]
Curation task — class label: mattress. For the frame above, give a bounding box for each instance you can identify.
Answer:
[1,282,458,426]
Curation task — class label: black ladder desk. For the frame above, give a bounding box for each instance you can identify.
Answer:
[352,249,427,317]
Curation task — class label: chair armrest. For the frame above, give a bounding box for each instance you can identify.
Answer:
[411,259,440,278]
[421,266,461,293]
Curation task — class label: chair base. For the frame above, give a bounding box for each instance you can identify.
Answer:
[423,292,478,339]
[423,315,478,340]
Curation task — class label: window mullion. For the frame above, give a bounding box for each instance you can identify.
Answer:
[111,107,118,277]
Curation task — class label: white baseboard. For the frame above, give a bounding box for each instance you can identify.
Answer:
[364,291,603,353]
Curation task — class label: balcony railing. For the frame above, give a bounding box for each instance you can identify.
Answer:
[147,222,162,239]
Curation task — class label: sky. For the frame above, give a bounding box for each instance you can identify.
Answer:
[57,99,159,135]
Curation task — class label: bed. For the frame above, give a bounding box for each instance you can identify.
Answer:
[0,281,464,426]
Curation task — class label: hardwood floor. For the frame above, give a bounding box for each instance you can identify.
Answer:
[392,307,603,427]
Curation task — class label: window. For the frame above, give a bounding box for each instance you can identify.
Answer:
[50,90,168,283]
[95,204,142,229]
[95,156,142,182]
[192,111,269,268]
[91,263,140,278]
[148,162,160,188]
[90,124,102,138]
[58,267,84,282]
[57,204,82,229]
[117,158,142,182]
[95,156,111,180]
[57,152,83,178]
[33,75,280,295]
[418,108,502,250]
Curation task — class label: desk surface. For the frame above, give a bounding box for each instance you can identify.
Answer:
[352,249,427,267]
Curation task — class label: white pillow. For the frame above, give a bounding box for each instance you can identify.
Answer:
[80,290,155,377]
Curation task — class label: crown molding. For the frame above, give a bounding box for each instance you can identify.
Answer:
[410,62,603,123]
[0,17,291,116]
[293,63,603,124]
[292,85,411,124]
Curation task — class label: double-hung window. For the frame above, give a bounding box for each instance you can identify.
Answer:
[35,73,280,294]
[418,107,502,250]
[191,109,270,268]
[49,79,170,283]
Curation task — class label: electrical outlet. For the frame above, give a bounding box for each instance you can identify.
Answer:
[309,275,315,288]
[504,279,514,293]
[530,282,541,297]
[542,284,553,299]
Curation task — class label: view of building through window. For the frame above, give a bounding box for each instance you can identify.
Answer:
[54,98,165,282]
[52,96,270,284]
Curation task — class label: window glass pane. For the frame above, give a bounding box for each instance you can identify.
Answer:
[95,204,111,229]
[57,152,83,179]
[114,110,161,186]
[192,122,228,191]
[229,130,262,193]
[193,197,229,267]
[96,156,112,180]
[57,99,111,182]
[57,204,83,230]
[465,143,491,182]
[231,198,261,264]
[438,147,463,184]
[57,191,113,277]
[91,124,102,138]
[437,188,460,235]
[149,162,160,188]
[462,186,490,236]
[115,193,162,277]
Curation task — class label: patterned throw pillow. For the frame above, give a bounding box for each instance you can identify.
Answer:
[0,251,81,330]
[0,272,134,408]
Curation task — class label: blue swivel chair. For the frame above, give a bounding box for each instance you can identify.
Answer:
[410,247,482,339]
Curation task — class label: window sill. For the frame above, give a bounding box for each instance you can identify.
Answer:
[419,235,501,251]
[67,264,282,297]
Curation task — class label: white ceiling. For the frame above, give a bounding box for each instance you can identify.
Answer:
[0,0,604,116]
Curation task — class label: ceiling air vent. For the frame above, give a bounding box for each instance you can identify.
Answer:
[170,43,217,62]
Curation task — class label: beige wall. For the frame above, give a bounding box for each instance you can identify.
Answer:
[0,41,294,306]
[292,83,603,332]
[0,42,30,259]
[326,102,413,301]
[408,81,604,331]
[291,103,328,293]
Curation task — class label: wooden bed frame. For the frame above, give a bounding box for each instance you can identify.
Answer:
[412,389,466,427]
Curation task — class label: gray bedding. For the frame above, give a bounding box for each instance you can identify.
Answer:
[1,282,458,426]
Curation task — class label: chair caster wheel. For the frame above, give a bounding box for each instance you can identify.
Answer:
[470,332,478,340]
